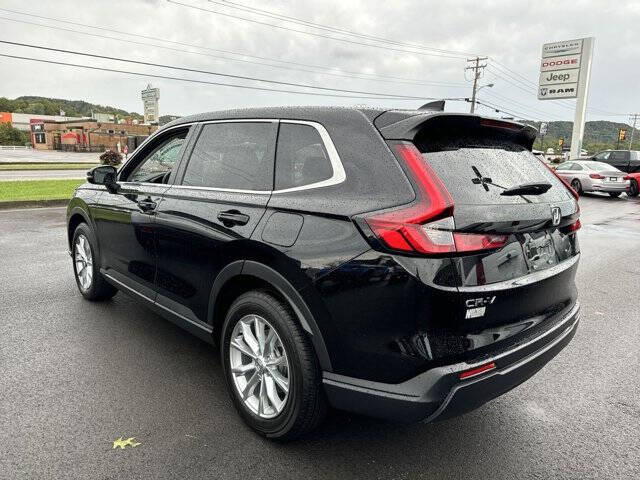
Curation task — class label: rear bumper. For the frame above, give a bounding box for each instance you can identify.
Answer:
[590,182,630,192]
[323,302,580,423]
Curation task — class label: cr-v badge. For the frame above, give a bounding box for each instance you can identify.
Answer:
[465,296,496,319]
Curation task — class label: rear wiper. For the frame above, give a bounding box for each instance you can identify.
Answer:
[500,182,552,196]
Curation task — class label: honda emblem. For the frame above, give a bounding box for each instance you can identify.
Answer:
[551,206,561,226]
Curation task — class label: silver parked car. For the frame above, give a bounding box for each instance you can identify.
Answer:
[554,160,630,197]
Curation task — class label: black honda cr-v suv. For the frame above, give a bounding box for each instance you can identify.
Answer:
[67,107,581,440]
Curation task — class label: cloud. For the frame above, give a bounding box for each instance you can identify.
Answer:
[0,0,637,121]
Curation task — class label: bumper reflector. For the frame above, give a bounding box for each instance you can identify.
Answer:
[459,362,496,380]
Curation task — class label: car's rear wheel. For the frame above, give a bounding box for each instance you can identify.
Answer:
[628,179,639,197]
[571,179,582,195]
[221,290,326,441]
[72,223,117,301]
[609,191,622,198]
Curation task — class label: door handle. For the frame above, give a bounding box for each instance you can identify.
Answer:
[218,210,250,227]
[137,197,157,212]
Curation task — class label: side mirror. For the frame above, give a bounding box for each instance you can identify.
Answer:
[87,165,120,193]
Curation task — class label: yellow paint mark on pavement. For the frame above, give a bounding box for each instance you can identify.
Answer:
[112,436,141,450]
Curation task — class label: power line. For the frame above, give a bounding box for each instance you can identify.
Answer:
[206,0,478,57]
[0,39,434,100]
[482,90,564,120]
[167,0,467,59]
[474,98,539,121]
[0,10,467,88]
[0,52,439,100]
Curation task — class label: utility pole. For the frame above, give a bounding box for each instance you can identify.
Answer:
[466,57,488,114]
[628,114,640,151]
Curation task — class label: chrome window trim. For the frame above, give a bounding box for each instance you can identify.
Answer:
[169,184,271,195]
[119,122,196,181]
[272,119,346,194]
[120,118,347,196]
[199,118,279,124]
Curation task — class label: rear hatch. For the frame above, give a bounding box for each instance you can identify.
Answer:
[367,113,580,361]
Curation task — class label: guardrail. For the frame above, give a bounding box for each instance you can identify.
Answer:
[0,145,33,150]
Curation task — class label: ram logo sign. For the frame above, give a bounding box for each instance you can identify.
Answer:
[539,84,578,99]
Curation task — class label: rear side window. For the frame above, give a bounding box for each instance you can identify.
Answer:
[182,122,277,191]
[275,123,333,190]
[420,142,571,205]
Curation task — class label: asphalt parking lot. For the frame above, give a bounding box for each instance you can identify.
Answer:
[1,194,639,480]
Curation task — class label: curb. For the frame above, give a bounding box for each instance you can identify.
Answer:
[0,199,69,210]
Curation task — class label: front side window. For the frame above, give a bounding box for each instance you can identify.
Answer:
[275,123,333,190]
[570,163,583,171]
[182,122,277,191]
[594,151,610,161]
[127,131,187,182]
[555,162,572,171]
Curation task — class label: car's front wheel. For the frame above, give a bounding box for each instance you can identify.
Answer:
[221,290,326,441]
[72,223,117,301]
[628,179,639,197]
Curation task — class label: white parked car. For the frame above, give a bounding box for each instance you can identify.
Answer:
[554,160,630,197]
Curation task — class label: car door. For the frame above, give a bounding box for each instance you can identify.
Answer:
[554,162,573,182]
[629,152,640,173]
[153,120,278,325]
[92,125,193,299]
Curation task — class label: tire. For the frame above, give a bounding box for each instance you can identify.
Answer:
[628,179,639,197]
[71,223,117,301]
[571,179,582,195]
[609,192,622,198]
[221,290,326,441]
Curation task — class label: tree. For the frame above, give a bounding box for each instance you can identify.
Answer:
[99,149,123,166]
[0,123,30,145]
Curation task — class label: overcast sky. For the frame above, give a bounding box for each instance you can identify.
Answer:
[0,0,638,123]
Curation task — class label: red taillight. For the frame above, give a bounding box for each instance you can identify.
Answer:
[454,232,508,252]
[623,175,631,180]
[565,219,581,233]
[589,173,605,179]
[479,118,521,131]
[459,362,496,380]
[364,143,509,255]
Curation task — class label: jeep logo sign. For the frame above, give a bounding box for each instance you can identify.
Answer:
[539,68,580,86]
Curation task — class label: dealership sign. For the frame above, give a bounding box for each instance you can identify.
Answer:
[537,37,594,161]
[538,39,588,100]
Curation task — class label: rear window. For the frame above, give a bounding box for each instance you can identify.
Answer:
[585,161,619,171]
[421,143,571,205]
[182,122,277,191]
[275,123,333,190]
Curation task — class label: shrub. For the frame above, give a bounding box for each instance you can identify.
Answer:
[99,149,123,166]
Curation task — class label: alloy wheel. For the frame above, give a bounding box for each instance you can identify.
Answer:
[74,234,93,291]
[571,179,581,194]
[229,314,290,419]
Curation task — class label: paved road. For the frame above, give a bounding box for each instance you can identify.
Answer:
[0,169,88,181]
[1,195,639,480]
[0,149,100,164]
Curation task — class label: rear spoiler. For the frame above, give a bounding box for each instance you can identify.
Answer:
[374,112,537,151]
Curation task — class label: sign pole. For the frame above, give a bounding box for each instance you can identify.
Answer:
[569,37,594,159]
